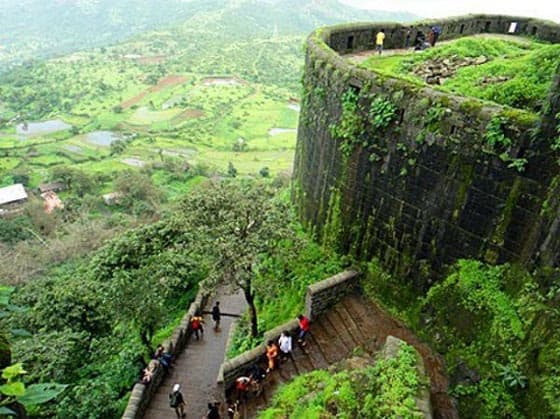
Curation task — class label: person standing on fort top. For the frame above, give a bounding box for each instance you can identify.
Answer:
[375,29,385,54]
[404,27,412,48]
[432,26,441,46]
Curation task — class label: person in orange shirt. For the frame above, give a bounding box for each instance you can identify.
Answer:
[265,340,279,373]
[375,29,386,54]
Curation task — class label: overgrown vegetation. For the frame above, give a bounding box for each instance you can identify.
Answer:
[330,88,396,156]
[259,342,423,418]
[483,115,528,172]
[227,234,346,357]
[361,36,560,113]
[363,259,560,417]
[7,215,204,417]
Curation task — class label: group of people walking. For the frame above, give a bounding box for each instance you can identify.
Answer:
[165,309,311,418]
[167,301,222,418]
[233,314,311,415]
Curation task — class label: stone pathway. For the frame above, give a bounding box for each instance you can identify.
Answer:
[143,289,247,419]
[143,291,457,419]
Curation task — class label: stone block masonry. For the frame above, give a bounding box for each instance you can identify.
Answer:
[293,14,560,281]
[305,270,359,320]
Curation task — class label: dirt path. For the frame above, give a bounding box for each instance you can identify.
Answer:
[345,294,457,419]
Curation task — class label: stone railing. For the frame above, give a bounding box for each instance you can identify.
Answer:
[121,282,212,419]
[218,270,359,393]
[305,270,360,320]
[323,14,560,54]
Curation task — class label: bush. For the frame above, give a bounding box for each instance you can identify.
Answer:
[260,343,423,418]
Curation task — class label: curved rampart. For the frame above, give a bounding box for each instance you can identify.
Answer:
[293,14,560,280]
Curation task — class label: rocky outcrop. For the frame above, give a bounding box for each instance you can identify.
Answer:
[413,55,489,84]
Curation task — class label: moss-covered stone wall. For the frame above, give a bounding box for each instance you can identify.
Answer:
[293,15,560,280]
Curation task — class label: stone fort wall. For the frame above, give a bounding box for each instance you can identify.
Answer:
[293,14,560,280]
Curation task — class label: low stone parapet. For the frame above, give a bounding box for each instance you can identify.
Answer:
[382,336,433,418]
[305,270,359,320]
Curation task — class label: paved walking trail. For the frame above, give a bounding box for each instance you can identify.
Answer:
[143,289,247,419]
[143,291,457,419]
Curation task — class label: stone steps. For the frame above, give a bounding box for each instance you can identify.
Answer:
[241,297,373,417]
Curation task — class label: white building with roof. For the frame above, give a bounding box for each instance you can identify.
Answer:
[0,184,28,208]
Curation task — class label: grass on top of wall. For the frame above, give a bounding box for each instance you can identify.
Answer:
[361,36,560,112]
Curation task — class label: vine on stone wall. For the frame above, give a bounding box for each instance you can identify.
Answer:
[484,116,528,172]
[550,112,560,162]
[330,89,364,156]
[369,97,397,130]
[416,103,448,145]
[330,88,397,157]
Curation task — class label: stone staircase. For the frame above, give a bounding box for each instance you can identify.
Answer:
[238,293,455,418]
[139,276,456,419]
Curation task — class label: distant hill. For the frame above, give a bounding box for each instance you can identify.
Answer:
[0,0,416,70]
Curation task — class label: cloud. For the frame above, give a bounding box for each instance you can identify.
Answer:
[340,0,560,23]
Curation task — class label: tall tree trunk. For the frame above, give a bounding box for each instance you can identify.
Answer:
[242,285,259,337]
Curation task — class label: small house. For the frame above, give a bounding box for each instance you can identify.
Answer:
[41,191,64,213]
[0,184,28,209]
[103,192,124,205]
[38,182,65,194]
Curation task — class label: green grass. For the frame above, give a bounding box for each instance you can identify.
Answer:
[360,36,560,112]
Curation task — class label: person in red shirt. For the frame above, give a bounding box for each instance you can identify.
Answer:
[297,314,310,346]
[190,313,204,340]
[235,376,252,402]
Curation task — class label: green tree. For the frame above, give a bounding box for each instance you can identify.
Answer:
[109,139,127,155]
[178,180,294,337]
[50,166,95,197]
[113,170,164,215]
[0,286,66,417]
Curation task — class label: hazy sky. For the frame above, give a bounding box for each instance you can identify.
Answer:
[340,0,559,23]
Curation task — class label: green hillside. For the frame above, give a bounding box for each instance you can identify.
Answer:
[0,2,415,417]
[0,0,415,70]
[0,0,415,200]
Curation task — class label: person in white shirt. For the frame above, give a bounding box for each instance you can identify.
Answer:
[278,331,293,362]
